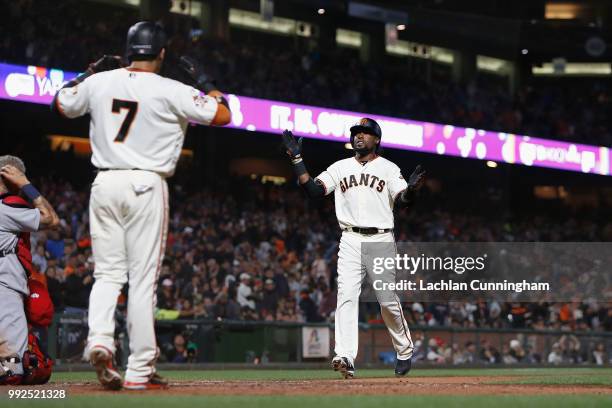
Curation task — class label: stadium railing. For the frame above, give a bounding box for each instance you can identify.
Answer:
[46,313,612,367]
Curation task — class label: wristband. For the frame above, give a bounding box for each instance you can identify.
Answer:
[22,184,41,201]
[292,160,307,177]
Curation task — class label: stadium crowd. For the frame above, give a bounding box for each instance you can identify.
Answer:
[1,0,611,147]
[27,176,612,328]
[409,332,610,366]
[24,175,610,364]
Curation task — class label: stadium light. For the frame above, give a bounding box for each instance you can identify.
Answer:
[318,8,325,15]
[396,24,406,31]
[486,161,498,168]
[521,49,529,55]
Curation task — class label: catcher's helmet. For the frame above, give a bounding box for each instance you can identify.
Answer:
[350,117,382,149]
[126,21,167,61]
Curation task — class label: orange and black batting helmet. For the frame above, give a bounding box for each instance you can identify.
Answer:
[350,117,382,150]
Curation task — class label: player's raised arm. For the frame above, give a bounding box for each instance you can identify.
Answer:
[281,130,327,198]
[173,56,231,126]
[395,165,426,207]
[0,164,59,230]
[51,55,124,118]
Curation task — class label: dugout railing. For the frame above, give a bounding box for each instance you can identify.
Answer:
[46,313,612,367]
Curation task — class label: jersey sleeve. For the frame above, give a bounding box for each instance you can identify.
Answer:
[314,162,340,196]
[54,78,91,118]
[388,164,409,200]
[0,204,41,232]
[170,83,219,125]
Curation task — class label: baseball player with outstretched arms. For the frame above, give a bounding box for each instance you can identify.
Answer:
[0,157,59,385]
[51,21,231,390]
[281,118,425,378]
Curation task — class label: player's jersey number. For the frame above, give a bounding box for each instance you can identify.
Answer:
[111,99,138,142]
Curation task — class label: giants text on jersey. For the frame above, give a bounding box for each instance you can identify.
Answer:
[315,156,407,229]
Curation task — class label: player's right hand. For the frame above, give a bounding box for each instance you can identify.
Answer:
[281,130,303,158]
[0,165,30,189]
[89,55,124,73]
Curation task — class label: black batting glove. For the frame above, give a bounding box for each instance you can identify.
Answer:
[398,165,425,206]
[407,164,426,191]
[179,55,217,93]
[281,130,303,161]
[58,55,123,91]
[89,55,124,73]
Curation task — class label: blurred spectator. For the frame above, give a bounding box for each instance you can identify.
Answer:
[168,334,188,363]
[548,343,564,364]
[426,338,447,363]
[63,264,93,312]
[158,278,176,310]
[237,273,255,310]
[32,244,48,273]
[508,339,526,362]
[480,340,501,364]
[592,343,607,365]
[299,290,323,322]
[45,266,63,310]
[213,292,241,320]
[260,278,279,317]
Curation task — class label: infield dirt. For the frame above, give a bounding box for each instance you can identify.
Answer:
[39,376,612,397]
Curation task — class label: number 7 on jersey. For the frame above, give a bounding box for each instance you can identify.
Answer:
[112,99,138,142]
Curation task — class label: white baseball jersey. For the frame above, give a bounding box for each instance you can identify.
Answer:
[55,68,220,177]
[315,156,407,229]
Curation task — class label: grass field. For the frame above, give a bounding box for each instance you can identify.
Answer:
[2,368,611,408]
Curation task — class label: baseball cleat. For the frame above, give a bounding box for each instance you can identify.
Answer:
[331,356,355,379]
[89,346,122,390]
[124,373,169,390]
[394,357,412,377]
[331,356,343,371]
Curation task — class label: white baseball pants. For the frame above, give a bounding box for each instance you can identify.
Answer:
[85,170,168,383]
[334,231,413,365]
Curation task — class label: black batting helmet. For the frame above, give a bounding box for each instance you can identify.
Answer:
[350,117,382,150]
[126,21,167,61]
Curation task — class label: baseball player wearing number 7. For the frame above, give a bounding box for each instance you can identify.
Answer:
[51,21,231,390]
[281,118,425,378]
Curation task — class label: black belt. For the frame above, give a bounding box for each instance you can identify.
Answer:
[98,168,143,172]
[343,227,392,235]
[0,248,16,257]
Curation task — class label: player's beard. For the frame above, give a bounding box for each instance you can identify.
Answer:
[352,142,376,156]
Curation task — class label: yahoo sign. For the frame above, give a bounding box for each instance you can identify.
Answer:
[1,62,610,176]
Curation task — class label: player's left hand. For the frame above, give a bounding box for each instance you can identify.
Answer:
[281,130,303,158]
[0,165,30,189]
[89,55,124,73]
[407,165,426,191]
[178,55,217,93]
